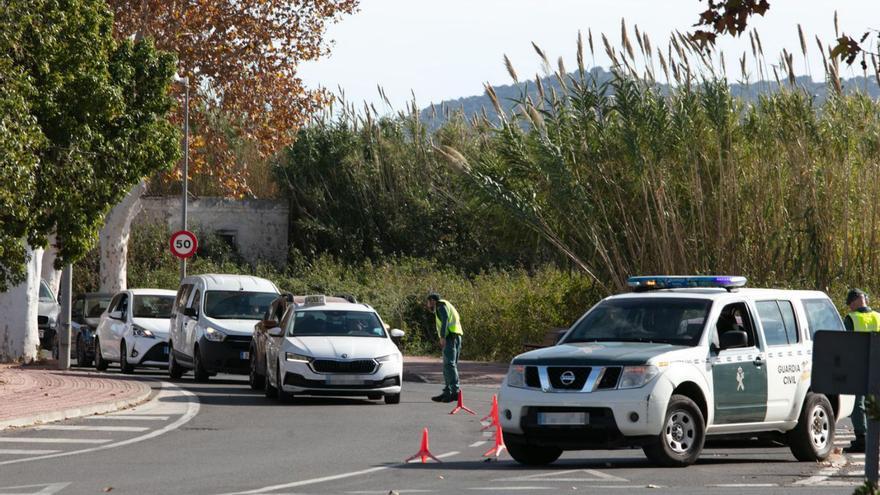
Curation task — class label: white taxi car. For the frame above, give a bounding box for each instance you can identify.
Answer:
[95,289,177,373]
[499,276,854,467]
[253,295,404,404]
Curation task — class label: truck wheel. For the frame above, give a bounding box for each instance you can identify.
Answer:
[95,339,109,371]
[249,349,265,390]
[643,394,705,467]
[168,343,185,379]
[788,392,835,461]
[193,345,210,382]
[506,435,562,465]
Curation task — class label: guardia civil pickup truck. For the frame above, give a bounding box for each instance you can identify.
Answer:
[498,276,854,467]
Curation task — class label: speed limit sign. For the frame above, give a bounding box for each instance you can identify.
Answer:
[169,230,198,259]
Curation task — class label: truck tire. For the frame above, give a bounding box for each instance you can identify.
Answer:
[193,345,210,382]
[168,343,185,379]
[643,394,706,467]
[506,435,563,465]
[788,392,835,461]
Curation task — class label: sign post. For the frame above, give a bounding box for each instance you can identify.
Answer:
[170,230,198,262]
[813,331,880,487]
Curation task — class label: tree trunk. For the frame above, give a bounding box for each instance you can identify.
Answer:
[41,234,62,295]
[99,181,146,293]
[0,245,43,362]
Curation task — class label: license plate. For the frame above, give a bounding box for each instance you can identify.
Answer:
[537,412,588,426]
[326,375,364,385]
[240,351,250,360]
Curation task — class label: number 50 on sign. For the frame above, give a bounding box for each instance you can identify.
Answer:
[169,230,198,259]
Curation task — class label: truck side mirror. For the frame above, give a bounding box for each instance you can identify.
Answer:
[719,330,748,350]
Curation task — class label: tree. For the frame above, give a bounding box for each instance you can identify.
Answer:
[92,0,359,294]
[0,0,179,360]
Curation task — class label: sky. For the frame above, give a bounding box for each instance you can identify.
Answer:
[299,1,880,111]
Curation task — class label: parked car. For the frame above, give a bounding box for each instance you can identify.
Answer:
[95,289,177,373]
[498,275,854,467]
[168,274,279,381]
[71,292,112,367]
[252,294,405,404]
[38,279,60,353]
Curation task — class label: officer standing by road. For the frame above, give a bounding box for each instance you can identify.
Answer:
[844,288,880,453]
[425,293,463,403]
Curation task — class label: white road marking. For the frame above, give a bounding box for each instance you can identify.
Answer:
[794,466,841,486]
[86,415,170,421]
[0,381,199,467]
[708,484,778,487]
[468,487,553,491]
[221,451,461,494]
[495,468,628,483]
[0,438,111,444]
[0,482,71,494]
[469,441,487,448]
[0,449,61,455]
[33,425,148,432]
[346,491,435,494]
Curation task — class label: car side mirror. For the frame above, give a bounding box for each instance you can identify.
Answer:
[390,329,405,339]
[268,326,284,337]
[184,307,198,318]
[719,330,748,350]
[109,310,123,320]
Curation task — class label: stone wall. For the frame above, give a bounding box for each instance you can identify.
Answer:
[135,197,288,266]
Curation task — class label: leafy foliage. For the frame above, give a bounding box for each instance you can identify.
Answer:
[0,0,179,290]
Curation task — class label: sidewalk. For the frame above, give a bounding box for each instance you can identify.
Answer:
[403,356,507,386]
[0,365,152,430]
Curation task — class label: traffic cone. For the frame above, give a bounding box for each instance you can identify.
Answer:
[483,423,506,458]
[449,390,476,415]
[404,427,442,463]
[481,394,499,431]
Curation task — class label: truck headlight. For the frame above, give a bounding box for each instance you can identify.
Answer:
[285,352,311,362]
[618,365,661,389]
[377,353,401,363]
[506,364,527,389]
[204,327,226,342]
[132,325,155,338]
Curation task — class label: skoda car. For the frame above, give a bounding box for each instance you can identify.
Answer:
[499,275,854,467]
[95,289,177,373]
[253,295,404,404]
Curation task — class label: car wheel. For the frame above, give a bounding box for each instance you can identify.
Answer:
[94,338,109,371]
[120,341,135,374]
[275,364,291,403]
[249,349,265,390]
[193,345,210,382]
[168,343,184,379]
[264,361,279,399]
[76,337,90,367]
[506,435,562,465]
[384,393,401,405]
[788,392,835,461]
[643,394,706,467]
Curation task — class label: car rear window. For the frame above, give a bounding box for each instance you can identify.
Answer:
[802,298,844,337]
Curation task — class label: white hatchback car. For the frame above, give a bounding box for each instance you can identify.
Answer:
[95,289,177,373]
[254,295,404,404]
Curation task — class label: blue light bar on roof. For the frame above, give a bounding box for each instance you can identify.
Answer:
[627,275,747,290]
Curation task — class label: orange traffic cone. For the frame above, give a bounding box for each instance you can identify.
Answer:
[449,390,476,415]
[405,427,442,463]
[480,394,499,431]
[483,423,506,458]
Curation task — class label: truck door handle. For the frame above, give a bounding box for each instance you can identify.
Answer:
[754,355,764,367]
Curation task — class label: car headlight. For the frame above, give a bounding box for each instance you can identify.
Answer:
[131,325,155,338]
[285,352,311,362]
[204,327,226,342]
[376,353,401,363]
[618,365,661,389]
[506,364,527,389]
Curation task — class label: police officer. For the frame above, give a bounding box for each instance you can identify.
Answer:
[425,293,463,403]
[844,288,880,453]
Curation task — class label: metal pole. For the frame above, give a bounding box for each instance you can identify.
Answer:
[179,78,189,281]
[57,264,72,370]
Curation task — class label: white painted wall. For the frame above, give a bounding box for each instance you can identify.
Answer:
[0,245,43,362]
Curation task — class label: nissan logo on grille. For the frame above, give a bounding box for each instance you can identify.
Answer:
[560,370,576,386]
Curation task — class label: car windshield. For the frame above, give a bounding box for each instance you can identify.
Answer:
[204,291,277,320]
[562,298,711,346]
[85,297,111,318]
[132,295,175,319]
[290,310,386,338]
[39,282,54,301]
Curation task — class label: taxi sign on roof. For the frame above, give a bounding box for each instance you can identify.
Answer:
[627,275,747,291]
[303,294,326,305]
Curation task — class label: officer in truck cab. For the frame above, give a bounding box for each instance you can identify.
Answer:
[843,288,880,453]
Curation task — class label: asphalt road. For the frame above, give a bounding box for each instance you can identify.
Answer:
[0,366,868,495]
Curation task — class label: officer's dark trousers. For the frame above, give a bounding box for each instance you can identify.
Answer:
[443,334,461,395]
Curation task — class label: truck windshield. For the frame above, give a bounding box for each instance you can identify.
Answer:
[290,310,386,338]
[205,291,277,320]
[563,298,711,346]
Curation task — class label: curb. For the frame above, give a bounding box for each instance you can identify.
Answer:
[0,382,154,431]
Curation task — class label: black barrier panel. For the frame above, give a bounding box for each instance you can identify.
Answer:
[812,330,875,395]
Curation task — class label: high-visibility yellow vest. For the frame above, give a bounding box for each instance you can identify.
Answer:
[849,310,880,332]
[435,300,463,337]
